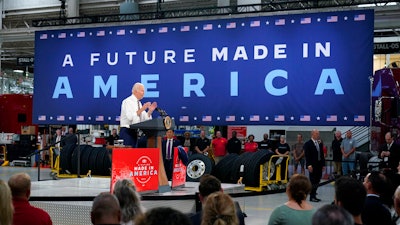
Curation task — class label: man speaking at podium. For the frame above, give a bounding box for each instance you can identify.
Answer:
[120,82,157,147]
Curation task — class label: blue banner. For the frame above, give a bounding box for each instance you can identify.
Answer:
[33,10,373,126]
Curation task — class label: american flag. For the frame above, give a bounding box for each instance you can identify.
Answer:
[180,25,190,32]
[97,30,105,36]
[354,14,366,21]
[137,28,146,34]
[354,115,365,122]
[203,24,213,30]
[225,115,235,122]
[327,16,338,23]
[76,115,84,121]
[58,33,66,39]
[57,115,65,121]
[158,27,168,33]
[274,115,285,121]
[275,19,285,26]
[250,20,260,27]
[250,115,260,122]
[226,22,236,29]
[202,116,212,122]
[117,29,125,35]
[38,115,46,121]
[300,17,311,24]
[96,115,104,121]
[77,31,85,38]
[300,115,310,122]
[115,116,120,122]
[39,33,48,40]
[326,115,338,122]
[179,116,189,122]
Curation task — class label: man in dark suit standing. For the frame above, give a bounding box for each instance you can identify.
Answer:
[304,129,325,202]
[162,129,180,180]
[379,132,400,173]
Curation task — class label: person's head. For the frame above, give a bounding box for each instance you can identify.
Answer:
[385,132,394,144]
[216,131,222,138]
[68,127,74,134]
[166,129,174,139]
[311,129,320,140]
[248,134,254,142]
[8,172,31,199]
[112,128,118,135]
[279,135,286,143]
[135,207,191,225]
[286,174,312,207]
[312,204,353,225]
[201,192,239,225]
[91,192,121,225]
[132,82,145,100]
[0,180,13,225]
[56,129,61,136]
[335,131,342,139]
[198,174,222,203]
[200,130,206,138]
[346,130,352,139]
[334,176,366,217]
[184,131,191,139]
[297,134,303,142]
[113,179,144,223]
[263,133,269,140]
[231,131,237,138]
[394,185,400,216]
[363,171,389,195]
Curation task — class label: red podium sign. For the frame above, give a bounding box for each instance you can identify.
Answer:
[111,148,159,193]
[171,147,188,189]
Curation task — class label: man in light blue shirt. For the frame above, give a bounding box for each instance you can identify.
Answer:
[341,131,357,175]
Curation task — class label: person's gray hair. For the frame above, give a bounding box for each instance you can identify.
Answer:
[132,82,144,93]
[312,204,353,225]
[113,179,144,223]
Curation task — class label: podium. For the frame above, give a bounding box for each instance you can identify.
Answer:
[130,117,175,192]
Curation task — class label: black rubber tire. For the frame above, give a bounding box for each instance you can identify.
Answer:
[243,150,274,187]
[94,148,107,175]
[89,147,100,174]
[231,152,254,183]
[186,153,213,182]
[80,145,93,175]
[212,153,239,183]
[59,144,76,172]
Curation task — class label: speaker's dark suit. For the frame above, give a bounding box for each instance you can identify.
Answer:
[304,139,325,199]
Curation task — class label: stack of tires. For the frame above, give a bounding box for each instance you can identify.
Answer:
[60,144,111,176]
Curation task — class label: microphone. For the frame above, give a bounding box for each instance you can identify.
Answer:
[156,107,168,116]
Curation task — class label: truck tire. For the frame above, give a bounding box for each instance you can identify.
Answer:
[186,154,213,182]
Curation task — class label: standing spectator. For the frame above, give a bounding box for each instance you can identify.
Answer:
[275,135,290,180]
[64,127,78,146]
[334,176,366,225]
[195,130,211,155]
[113,179,144,225]
[258,133,275,152]
[91,192,121,225]
[361,171,394,225]
[304,129,325,202]
[331,131,343,176]
[292,134,305,175]
[135,207,191,225]
[244,134,258,153]
[181,131,196,154]
[341,131,357,176]
[227,131,242,154]
[52,128,63,169]
[201,192,239,225]
[268,174,316,225]
[212,131,227,164]
[0,180,13,225]
[8,173,52,225]
[162,129,181,180]
[312,204,353,225]
[107,128,120,146]
[379,132,400,173]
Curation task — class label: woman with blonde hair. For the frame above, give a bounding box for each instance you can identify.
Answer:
[0,180,13,225]
[201,192,239,225]
[268,174,316,225]
[113,179,144,225]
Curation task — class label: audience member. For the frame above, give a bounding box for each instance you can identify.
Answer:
[190,174,245,225]
[91,192,121,225]
[331,131,343,176]
[292,134,305,175]
[0,180,13,225]
[162,129,181,180]
[180,131,196,154]
[113,179,144,225]
[268,174,315,225]
[341,131,357,176]
[258,133,275,152]
[107,128,120,145]
[334,176,366,225]
[227,131,242,154]
[212,131,227,164]
[195,130,211,155]
[361,171,395,225]
[274,135,290,180]
[312,204,354,225]
[379,132,400,174]
[244,134,258,153]
[135,207,191,225]
[201,192,239,225]
[8,173,52,225]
